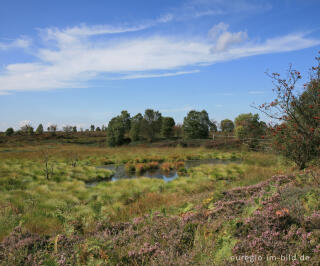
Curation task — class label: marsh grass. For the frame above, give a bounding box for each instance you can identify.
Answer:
[0,143,301,264]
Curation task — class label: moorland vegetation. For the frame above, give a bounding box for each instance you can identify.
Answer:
[0,53,319,265]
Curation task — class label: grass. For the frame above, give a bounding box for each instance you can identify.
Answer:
[1,142,317,265]
[0,145,287,238]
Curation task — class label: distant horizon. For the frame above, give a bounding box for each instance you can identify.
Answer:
[1,0,320,130]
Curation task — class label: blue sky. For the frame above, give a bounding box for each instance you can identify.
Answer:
[0,0,320,130]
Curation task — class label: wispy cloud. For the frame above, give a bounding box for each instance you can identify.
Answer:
[0,37,31,50]
[248,90,265,94]
[0,19,319,94]
[118,70,200,80]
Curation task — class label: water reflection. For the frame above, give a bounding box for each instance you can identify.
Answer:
[87,158,237,186]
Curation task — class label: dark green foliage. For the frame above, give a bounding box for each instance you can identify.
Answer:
[210,120,218,132]
[106,116,126,147]
[35,124,44,134]
[72,126,77,133]
[95,127,101,132]
[161,117,175,138]
[120,110,131,134]
[220,119,234,133]
[141,109,162,141]
[106,111,132,146]
[90,125,95,131]
[129,113,143,141]
[183,110,211,139]
[5,128,14,136]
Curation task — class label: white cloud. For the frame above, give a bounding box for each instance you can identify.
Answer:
[213,31,248,52]
[0,37,31,50]
[118,70,200,80]
[0,22,319,94]
[209,23,247,52]
[19,120,32,127]
[208,22,229,40]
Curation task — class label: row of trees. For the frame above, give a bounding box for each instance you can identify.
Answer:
[106,110,176,146]
[4,111,267,146]
[105,108,267,147]
[4,124,108,136]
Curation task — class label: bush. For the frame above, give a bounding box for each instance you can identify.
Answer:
[257,53,320,169]
[5,128,14,136]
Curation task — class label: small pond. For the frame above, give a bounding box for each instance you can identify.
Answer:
[86,158,239,187]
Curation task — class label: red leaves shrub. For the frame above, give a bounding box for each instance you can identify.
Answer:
[257,53,320,169]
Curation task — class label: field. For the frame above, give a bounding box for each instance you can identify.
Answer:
[0,140,319,265]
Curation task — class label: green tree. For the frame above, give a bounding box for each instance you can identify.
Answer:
[119,110,131,134]
[72,126,77,133]
[96,126,101,131]
[141,109,162,141]
[234,113,266,148]
[106,113,127,146]
[220,119,234,133]
[257,54,320,169]
[90,125,95,131]
[21,124,34,135]
[183,110,211,139]
[210,120,218,132]
[36,124,44,134]
[129,113,143,141]
[5,127,14,136]
[161,117,175,138]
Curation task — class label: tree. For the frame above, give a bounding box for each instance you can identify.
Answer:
[119,110,131,134]
[141,109,162,141]
[220,119,234,133]
[161,117,175,138]
[63,125,73,134]
[72,126,77,133]
[106,114,126,147]
[256,54,320,169]
[174,124,183,138]
[47,124,57,135]
[90,125,95,131]
[20,124,34,135]
[5,127,14,136]
[96,126,101,131]
[234,113,266,147]
[129,113,143,141]
[183,110,212,139]
[210,120,218,132]
[36,124,44,134]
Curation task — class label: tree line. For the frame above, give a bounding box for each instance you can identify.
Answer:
[4,109,267,147]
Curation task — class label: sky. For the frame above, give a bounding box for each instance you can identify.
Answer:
[0,0,320,130]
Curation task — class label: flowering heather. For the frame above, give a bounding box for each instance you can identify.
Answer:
[0,157,319,265]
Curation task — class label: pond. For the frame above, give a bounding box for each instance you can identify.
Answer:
[86,158,239,187]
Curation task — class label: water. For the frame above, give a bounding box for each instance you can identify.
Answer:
[86,158,238,187]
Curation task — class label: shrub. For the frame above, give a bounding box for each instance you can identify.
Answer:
[257,53,320,169]
[5,128,14,136]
